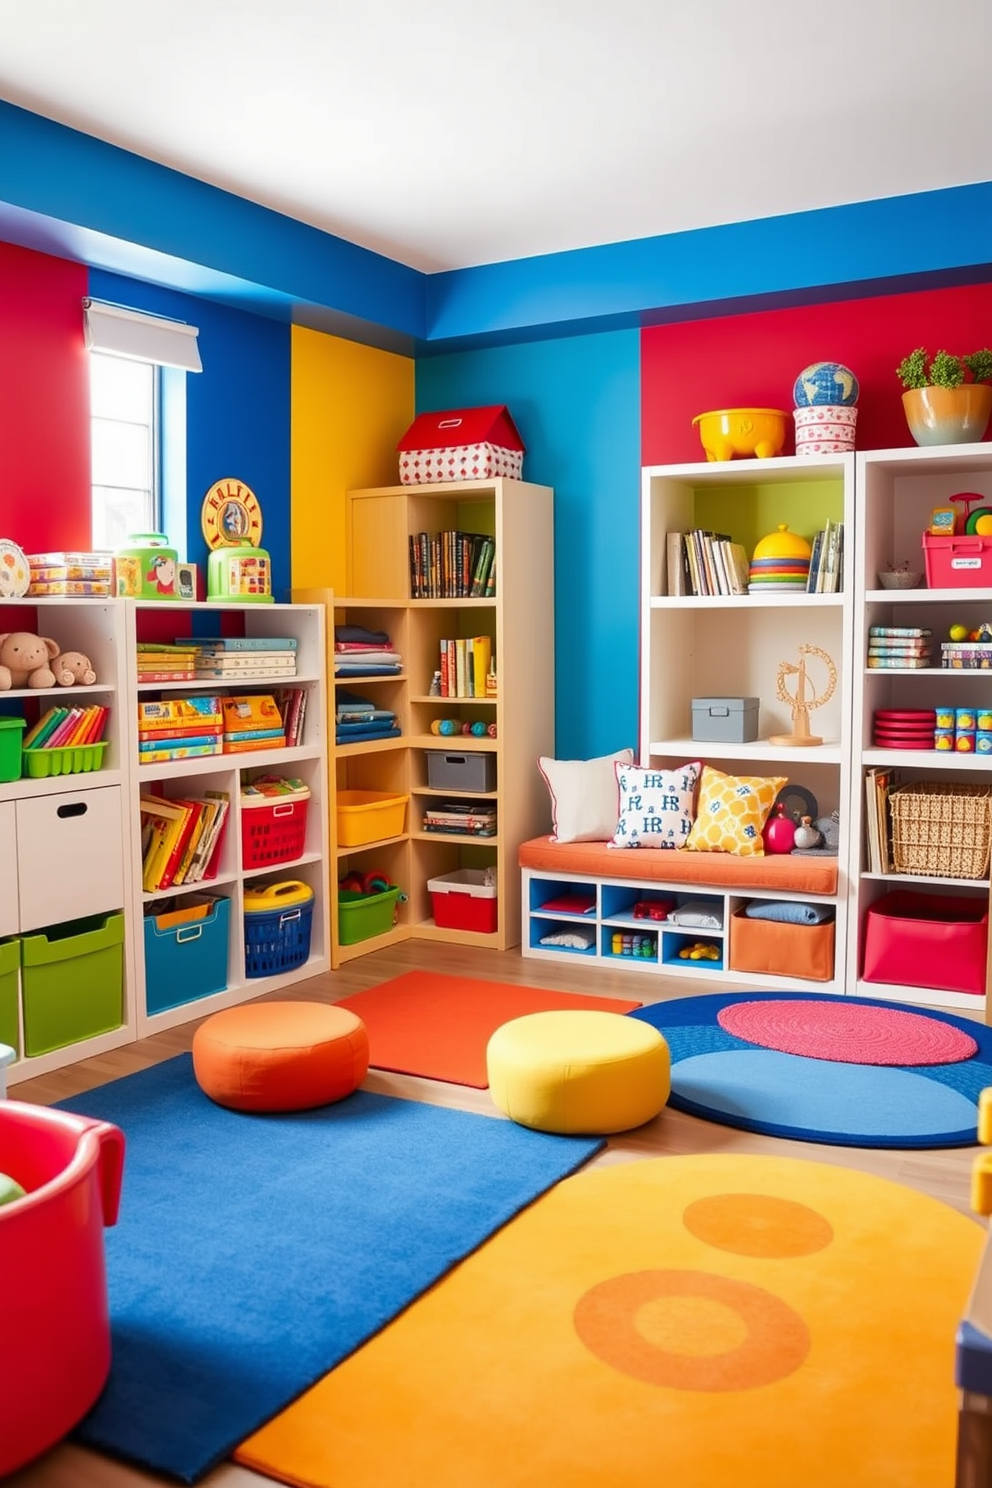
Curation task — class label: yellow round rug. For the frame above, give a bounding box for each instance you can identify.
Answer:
[237,1154,983,1488]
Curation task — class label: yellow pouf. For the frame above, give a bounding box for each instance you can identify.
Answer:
[486,1010,670,1134]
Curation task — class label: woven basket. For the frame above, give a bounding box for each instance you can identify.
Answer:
[889,782,992,880]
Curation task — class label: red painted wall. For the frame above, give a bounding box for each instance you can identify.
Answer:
[641,283,992,465]
[0,243,90,551]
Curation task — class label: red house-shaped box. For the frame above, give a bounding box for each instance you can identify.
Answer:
[397,405,525,486]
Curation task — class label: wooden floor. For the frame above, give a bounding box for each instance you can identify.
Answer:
[6,940,985,1488]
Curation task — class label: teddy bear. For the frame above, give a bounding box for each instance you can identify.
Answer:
[0,632,61,690]
[54,650,97,687]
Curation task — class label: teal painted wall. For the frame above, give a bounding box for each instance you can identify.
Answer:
[417,331,641,759]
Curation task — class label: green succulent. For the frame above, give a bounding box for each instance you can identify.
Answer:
[897,346,992,389]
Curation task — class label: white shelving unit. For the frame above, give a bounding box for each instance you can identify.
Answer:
[2,597,330,1084]
[849,443,992,1014]
[637,454,855,994]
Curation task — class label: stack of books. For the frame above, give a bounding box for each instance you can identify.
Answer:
[221,694,285,752]
[137,697,224,764]
[940,641,992,670]
[136,642,200,682]
[189,636,297,679]
[335,688,400,745]
[140,790,230,892]
[666,530,750,597]
[806,521,844,593]
[24,704,109,751]
[422,799,497,836]
[868,626,933,669]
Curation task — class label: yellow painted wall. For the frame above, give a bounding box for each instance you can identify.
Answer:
[291,326,414,592]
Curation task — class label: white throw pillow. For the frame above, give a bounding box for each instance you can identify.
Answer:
[610,760,701,849]
[538,748,635,843]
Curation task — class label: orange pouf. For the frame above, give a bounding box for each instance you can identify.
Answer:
[192,1002,369,1112]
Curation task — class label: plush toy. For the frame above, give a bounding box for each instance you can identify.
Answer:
[0,632,60,690]
[54,651,97,687]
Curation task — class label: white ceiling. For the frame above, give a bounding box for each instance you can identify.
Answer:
[1,0,991,275]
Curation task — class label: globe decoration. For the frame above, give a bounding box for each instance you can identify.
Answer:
[793,362,859,408]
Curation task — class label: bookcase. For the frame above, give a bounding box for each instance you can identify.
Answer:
[2,597,330,1085]
[848,443,992,1014]
[640,455,855,993]
[300,475,555,967]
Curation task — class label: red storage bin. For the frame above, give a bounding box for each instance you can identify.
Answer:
[922,533,992,589]
[428,869,498,932]
[862,889,988,996]
[241,790,310,869]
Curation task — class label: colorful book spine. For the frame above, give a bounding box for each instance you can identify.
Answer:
[138,742,225,764]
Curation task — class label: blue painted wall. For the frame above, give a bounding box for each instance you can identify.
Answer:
[417,331,641,759]
[89,269,292,600]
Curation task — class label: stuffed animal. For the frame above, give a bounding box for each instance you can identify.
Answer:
[0,632,60,690]
[54,650,97,687]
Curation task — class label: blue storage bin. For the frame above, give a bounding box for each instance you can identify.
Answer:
[144,895,230,1014]
[244,881,314,979]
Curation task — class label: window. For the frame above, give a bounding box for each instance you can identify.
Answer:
[90,351,160,550]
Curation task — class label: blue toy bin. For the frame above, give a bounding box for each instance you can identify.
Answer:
[143,895,230,1014]
[243,880,315,979]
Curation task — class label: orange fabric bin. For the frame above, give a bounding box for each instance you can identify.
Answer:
[729,909,835,982]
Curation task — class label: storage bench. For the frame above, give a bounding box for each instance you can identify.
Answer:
[519,836,840,989]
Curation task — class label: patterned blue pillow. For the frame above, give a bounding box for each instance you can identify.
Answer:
[610,761,700,849]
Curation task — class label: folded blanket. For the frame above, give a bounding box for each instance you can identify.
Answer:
[742,901,835,925]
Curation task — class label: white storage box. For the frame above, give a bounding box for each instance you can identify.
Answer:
[398,405,525,486]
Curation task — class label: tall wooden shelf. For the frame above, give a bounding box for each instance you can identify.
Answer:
[300,475,555,968]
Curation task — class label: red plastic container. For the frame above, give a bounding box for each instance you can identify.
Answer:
[862,889,989,996]
[923,533,992,590]
[0,1102,125,1475]
[241,792,310,869]
[428,868,498,933]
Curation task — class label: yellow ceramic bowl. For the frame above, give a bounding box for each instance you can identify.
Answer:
[692,408,789,462]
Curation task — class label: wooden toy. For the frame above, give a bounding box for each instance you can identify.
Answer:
[768,643,837,747]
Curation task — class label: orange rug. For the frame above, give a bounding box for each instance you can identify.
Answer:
[237,1154,982,1488]
[336,970,641,1086]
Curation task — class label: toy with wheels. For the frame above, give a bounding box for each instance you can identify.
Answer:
[0,1102,125,1475]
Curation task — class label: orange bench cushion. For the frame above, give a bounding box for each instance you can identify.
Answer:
[518,836,837,897]
[192,1001,369,1113]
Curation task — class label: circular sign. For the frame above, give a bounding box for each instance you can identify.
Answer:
[201,478,263,549]
[0,538,30,598]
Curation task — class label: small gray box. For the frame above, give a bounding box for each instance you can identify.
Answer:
[691,696,759,744]
[426,749,497,792]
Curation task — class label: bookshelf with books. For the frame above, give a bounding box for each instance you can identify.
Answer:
[848,443,992,1014]
[640,455,855,992]
[301,476,553,967]
[125,599,330,1039]
[0,595,137,1085]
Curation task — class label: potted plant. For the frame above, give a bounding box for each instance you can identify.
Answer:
[896,347,992,445]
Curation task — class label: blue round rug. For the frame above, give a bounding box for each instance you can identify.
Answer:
[630,992,992,1148]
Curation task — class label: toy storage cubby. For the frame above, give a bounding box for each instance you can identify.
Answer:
[127,599,330,1038]
[298,475,554,966]
[848,443,992,1012]
[0,596,136,1082]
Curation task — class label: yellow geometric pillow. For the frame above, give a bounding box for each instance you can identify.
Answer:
[684,766,787,856]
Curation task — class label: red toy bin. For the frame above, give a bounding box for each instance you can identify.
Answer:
[241,790,310,869]
[0,1102,125,1476]
[862,889,989,996]
[428,869,498,933]
[922,533,992,590]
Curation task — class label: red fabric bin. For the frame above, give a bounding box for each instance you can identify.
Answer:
[862,889,988,996]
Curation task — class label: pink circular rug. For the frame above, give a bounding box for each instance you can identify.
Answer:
[716,999,978,1066]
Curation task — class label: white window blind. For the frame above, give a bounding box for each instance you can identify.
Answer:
[83,299,203,373]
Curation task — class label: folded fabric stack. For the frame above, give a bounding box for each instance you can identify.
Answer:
[334,624,403,676]
[336,688,401,746]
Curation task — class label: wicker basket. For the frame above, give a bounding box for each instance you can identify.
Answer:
[889,781,992,880]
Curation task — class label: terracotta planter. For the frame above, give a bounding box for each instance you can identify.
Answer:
[902,385,992,446]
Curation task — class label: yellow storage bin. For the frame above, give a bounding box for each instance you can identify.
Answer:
[336,790,408,847]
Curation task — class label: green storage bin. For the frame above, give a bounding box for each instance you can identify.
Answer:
[0,717,26,783]
[338,885,401,945]
[21,912,124,1056]
[0,938,19,1054]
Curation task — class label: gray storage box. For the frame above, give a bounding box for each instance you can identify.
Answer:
[691,696,759,744]
[426,749,497,792]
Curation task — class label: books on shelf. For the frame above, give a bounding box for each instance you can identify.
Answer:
[436,636,493,698]
[136,643,200,682]
[221,694,286,752]
[422,800,497,836]
[180,636,298,653]
[408,531,496,599]
[23,704,109,751]
[863,767,895,875]
[806,520,844,594]
[137,696,224,763]
[140,790,230,892]
[664,531,749,597]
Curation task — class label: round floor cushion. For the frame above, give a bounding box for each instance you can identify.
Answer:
[486,1009,670,1134]
[192,1001,369,1112]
